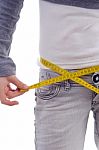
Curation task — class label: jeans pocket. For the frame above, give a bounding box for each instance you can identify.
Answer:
[35,70,61,100]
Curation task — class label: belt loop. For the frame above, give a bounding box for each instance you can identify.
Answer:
[64,80,71,91]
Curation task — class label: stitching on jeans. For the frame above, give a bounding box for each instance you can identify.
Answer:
[34,108,37,150]
[36,84,61,100]
[91,91,98,110]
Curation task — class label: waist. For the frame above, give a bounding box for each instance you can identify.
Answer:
[39,68,95,85]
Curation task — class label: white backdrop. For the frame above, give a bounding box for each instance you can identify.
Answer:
[0,0,97,149]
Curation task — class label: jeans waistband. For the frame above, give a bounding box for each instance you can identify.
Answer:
[39,68,95,85]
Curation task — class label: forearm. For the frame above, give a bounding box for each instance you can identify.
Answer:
[0,0,24,77]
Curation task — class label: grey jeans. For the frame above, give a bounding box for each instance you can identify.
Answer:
[34,68,99,150]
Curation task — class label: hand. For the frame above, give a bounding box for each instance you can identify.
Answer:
[0,75,29,106]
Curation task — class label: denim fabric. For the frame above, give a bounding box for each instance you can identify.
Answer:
[0,0,24,77]
[34,68,99,150]
[42,0,99,9]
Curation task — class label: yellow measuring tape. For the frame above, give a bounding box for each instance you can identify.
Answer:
[20,57,99,94]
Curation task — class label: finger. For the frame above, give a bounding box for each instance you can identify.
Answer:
[1,99,19,106]
[0,93,19,106]
[6,88,26,99]
[8,76,29,90]
[4,84,16,97]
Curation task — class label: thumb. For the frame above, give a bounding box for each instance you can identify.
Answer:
[7,75,29,90]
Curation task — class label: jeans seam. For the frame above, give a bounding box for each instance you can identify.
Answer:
[93,112,99,137]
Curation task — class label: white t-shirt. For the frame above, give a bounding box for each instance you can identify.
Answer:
[37,0,99,69]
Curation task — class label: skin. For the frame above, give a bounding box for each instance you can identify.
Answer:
[0,75,29,106]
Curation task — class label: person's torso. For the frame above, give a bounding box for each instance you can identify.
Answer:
[38,0,99,69]
[42,0,99,9]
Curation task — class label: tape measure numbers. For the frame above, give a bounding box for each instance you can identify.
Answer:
[20,57,99,94]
